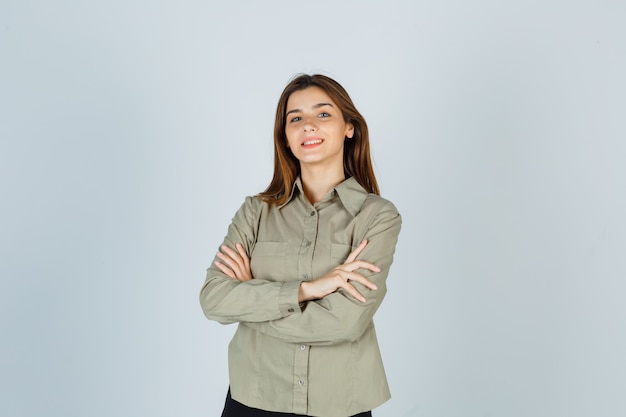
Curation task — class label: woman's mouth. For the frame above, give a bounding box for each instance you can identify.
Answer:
[302,138,324,147]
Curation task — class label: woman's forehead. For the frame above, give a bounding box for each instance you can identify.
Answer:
[286,87,336,110]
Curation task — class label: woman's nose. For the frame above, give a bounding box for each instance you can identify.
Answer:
[303,118,317,132]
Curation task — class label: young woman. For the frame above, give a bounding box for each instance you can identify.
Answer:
[200,74,402,417]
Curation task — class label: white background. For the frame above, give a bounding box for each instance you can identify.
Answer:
[1,1,625,416]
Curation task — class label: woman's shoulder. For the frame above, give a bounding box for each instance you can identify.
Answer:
[361,193,400,216]
[355,193,402,231]
[241,194,264,207]
[230,195,267,225]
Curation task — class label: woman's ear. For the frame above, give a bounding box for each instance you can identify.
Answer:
[345,123,354,139]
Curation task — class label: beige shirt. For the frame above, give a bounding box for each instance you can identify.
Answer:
[199,177,402,417]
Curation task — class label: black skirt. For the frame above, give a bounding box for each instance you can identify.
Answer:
[221,388,372,417]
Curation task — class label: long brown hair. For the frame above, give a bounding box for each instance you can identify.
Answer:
[258,74,379,205]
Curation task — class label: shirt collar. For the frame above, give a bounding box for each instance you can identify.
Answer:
[333,177,369,217]
[277,178,303,209]
[279,177,369,217]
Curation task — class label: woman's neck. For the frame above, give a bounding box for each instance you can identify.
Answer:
[300,165,345,204]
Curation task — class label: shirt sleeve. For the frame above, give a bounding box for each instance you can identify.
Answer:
[243,202,402,346]
[199,196,302,325]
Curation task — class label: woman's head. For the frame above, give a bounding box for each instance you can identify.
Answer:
[260,74,379,204]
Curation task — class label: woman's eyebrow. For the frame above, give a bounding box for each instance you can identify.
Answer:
[313,102,333,109]
[286,102,334,116]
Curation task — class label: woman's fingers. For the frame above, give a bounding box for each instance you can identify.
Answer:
[216,249,243,276]
[340,280,366,303]
[342,240,380,272]
[300,269,378,302]
[236,243,250,272]
[220,244,243,264]
[339,270,378,291]
[216,243,252,281]
[344,239,368,264]
[214,260,236,279]
[341,260,380,274]
[336,273,375,302]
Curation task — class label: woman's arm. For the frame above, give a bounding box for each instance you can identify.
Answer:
[220,238,381,308]
[218,203,402,346]
[199,197,302,324]
[297,239,379,303]
[248,206,401,346]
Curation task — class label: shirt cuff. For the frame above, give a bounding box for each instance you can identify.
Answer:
[278,280,302,316]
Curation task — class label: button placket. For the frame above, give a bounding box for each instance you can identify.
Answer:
[298,206,317,291]
[293,206,315,412]
[293,342,310,413]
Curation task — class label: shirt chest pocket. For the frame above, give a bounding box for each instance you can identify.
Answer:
[250,241,288,281]
[330,243,353,265]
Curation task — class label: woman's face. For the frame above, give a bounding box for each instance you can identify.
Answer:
[284,86,354,170]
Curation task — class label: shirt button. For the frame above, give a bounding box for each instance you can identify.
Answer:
[298,379,304,386]
[310,211,315,216]
[303,274,309,280]
[288,308,294,313]
[305,241,311,247]
[300,345,306,350]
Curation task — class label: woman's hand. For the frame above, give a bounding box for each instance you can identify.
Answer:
[298,239,380,303]
[214,243,252,281]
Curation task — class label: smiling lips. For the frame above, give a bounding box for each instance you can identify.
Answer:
[302,137,324,147]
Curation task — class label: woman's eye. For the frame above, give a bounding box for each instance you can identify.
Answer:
[290,116,301,123]
[318,112,330,118]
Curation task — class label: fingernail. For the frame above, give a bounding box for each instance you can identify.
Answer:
[372,284,378,290]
